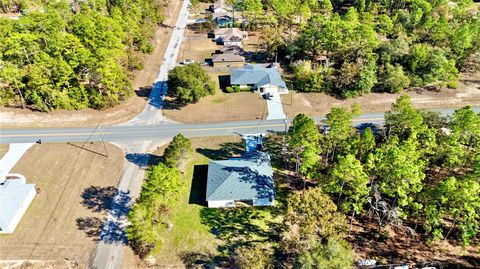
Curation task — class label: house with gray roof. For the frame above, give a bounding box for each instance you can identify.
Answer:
[213,28,248,47]
[206,135,275,208]
[230,64,288,95]
[211,53,245,68]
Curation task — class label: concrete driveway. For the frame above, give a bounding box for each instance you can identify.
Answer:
[266,93,286,120]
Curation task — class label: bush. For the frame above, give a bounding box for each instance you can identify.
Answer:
[233,85,241,92]
[225,86,234,93]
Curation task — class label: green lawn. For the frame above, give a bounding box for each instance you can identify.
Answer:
[152,135,287,267]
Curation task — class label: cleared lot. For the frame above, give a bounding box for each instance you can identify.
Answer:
[0,142,124,268]
[281,79,480,117]
[0,144,8,159]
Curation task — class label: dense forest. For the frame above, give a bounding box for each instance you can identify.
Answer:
[0,0,164,111]
[226,0,480,97]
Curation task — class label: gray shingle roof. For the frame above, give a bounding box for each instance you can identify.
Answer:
[230,64,287,88]
[212,54,245,63]
[206,152,275,201]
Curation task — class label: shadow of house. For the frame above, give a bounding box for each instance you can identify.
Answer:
[218,75,230,90]
[189,165,208,206]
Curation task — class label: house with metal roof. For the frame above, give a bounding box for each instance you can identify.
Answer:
[230,64,288,95]
[206,134,275,208]
[0,176,36,234]
[0,143,36,234]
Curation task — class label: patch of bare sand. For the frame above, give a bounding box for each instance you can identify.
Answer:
[282,79,480,117]
[0,0,183,129]
[0,144,9,159]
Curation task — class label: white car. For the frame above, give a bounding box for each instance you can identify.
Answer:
[181,59,195,65]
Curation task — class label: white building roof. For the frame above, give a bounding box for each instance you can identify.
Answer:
[0,143,34,182]
[0,178,36,234]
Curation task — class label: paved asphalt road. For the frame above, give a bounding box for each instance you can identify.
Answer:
[2,108,480,145]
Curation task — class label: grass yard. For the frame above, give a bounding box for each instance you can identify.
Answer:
[121,136,286,268]
[0,142,124,269]
[163,70,267,123]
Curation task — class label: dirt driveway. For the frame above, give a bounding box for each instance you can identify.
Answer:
[0,142,124,269]
[0,1,184,129]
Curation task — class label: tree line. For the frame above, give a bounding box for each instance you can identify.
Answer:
[226,0,480,98]
[0,0,164,111]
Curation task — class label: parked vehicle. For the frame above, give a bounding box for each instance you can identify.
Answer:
[263,92,273,100]
[181,59,194,65]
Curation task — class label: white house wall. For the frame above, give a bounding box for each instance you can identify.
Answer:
[207,200,235,208]
[253,198,274,206]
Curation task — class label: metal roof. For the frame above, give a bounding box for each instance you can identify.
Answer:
[0,178,36,233]
[206,152,275,201]
[230,64,287,88]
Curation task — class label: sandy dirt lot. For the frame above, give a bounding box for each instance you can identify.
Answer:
[0,144,8,159]
[282,79,480,117]
[0,0,184,129]
[178,30,221,63]
[0,142,124,269]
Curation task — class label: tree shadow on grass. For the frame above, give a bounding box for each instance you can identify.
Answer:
[196,141,245,160]
[178,207,278,267]
[200,207,275,251]
[262,134,285,169]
